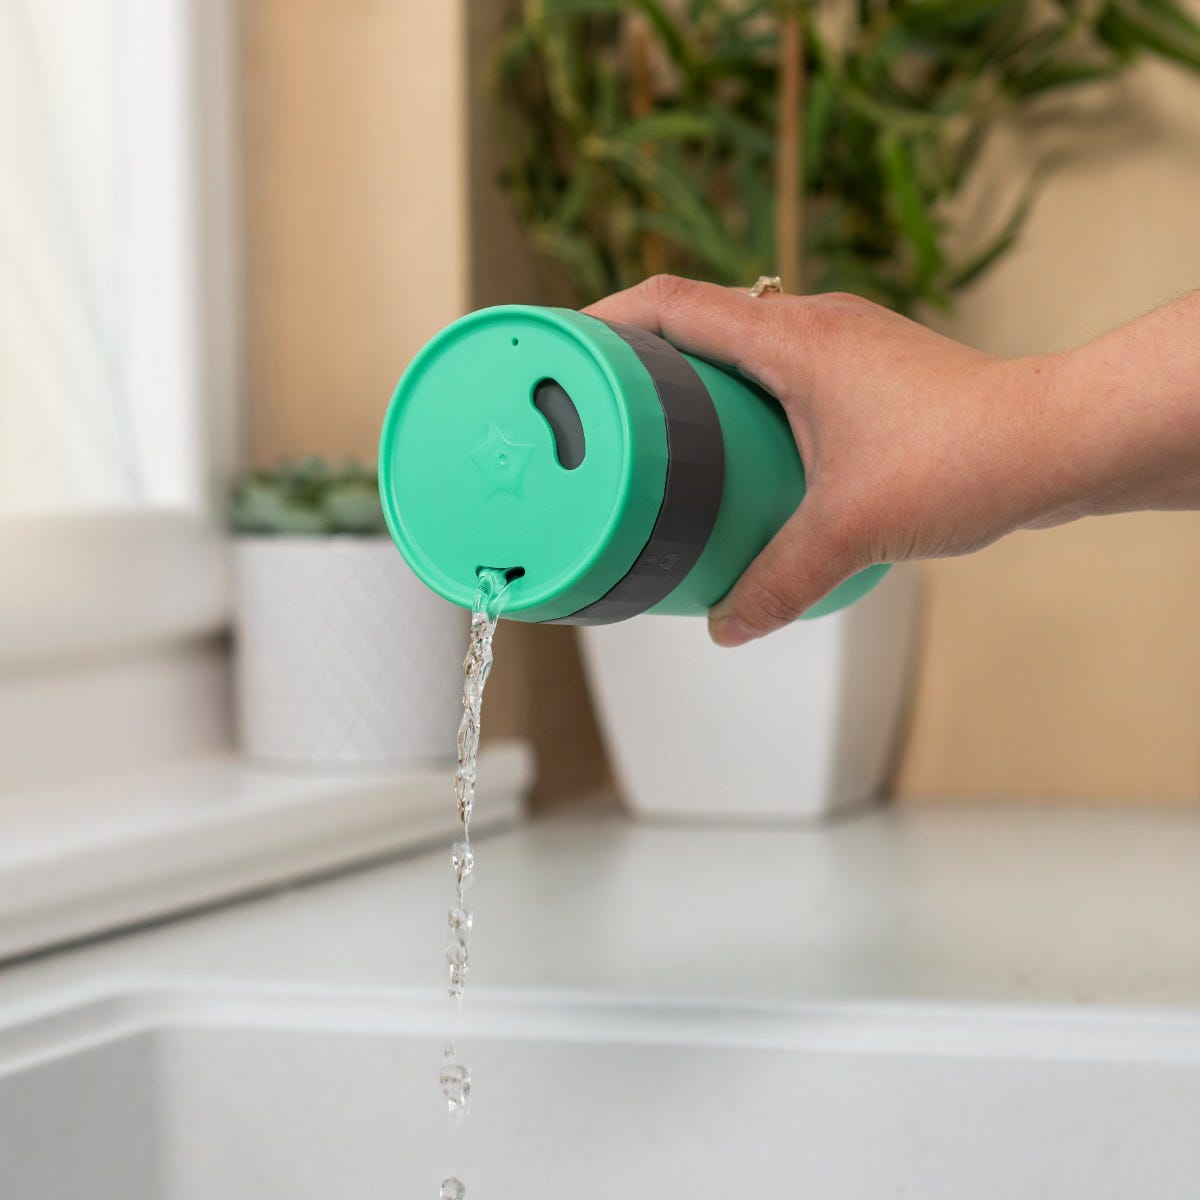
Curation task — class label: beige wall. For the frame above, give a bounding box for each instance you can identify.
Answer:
[896,60,1200,803]
[241,0,468,462]
[242,6,1199,805]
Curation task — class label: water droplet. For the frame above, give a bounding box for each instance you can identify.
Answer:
[451,841,474,888]
[445,936,469,968]
[447,973,464,1001]
[439,1059,471,1114]
[440,1178,465,1200]
[448,906,473,933]
[454,769,473,824]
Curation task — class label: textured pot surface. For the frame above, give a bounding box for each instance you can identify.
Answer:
[233,538,465,767]
[581,567,920,821]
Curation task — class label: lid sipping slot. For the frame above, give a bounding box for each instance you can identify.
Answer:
[532,379,586,470]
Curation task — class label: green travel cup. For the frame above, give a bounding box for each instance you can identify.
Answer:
[378,305,888,624]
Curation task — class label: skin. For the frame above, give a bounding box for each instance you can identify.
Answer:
[584,278,1200,647]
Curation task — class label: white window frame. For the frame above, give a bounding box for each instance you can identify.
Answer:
[0,2,539,964]
[0,0,244,788]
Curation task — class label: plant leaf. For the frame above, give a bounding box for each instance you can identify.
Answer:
[322,482,387,535]
[631,0,699,82]
[945,117,990,192]
[1006,55,1122,95]
[529,222,610,300]
[1134,0,1200,40]
[1098,1,1200,68]
[898,0,1028,38]
[946,167,1044,290]
[708,106,776,156]
[583,136,746,277]
[616,112,717,143]
[804,72,834,183]
[553,156,595,229]
[878,132,944,282]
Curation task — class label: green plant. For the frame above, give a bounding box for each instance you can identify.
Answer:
[491,0,1200,314]
[229,458,387,536]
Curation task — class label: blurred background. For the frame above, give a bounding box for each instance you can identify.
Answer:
[239,0,1200,809]
[5,11,1200,1189]
[4,0,1200,816]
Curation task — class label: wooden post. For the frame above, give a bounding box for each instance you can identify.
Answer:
[775,6,805,292]
[627,14,667,277]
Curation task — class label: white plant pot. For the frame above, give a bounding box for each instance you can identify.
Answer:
[232,537,465,768]
[580,566,921,822]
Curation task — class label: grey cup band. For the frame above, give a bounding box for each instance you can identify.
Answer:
[554,319,726,625]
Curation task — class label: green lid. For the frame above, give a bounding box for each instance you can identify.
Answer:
[378,306,669,622]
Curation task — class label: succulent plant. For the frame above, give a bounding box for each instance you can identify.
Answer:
[229,458,388,536]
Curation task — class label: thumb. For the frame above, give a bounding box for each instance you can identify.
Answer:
[707,500,860,647]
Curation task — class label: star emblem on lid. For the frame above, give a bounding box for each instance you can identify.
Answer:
[469,422,535,498]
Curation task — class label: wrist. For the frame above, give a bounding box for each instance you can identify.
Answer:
[998,293,1200,527]
[1048,294,1200,516]
[984,350,1103,529]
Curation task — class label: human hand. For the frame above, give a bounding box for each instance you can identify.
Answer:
[584,277,1200,646]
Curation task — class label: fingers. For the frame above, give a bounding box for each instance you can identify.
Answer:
[583,275,764,378]
[707,500,860,647]
[588,275,863,645]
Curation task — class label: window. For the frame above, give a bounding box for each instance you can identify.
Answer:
[2,0,239,513]
[0,0,242,783]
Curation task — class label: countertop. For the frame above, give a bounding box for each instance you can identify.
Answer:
[2,802,1199,1016]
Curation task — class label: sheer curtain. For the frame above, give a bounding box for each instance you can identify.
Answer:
[0,0,203,514]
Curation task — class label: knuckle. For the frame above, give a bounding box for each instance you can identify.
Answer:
[794,292,873,343]
[731,575,801,633]
[793,298,843,346]
[645,273,694,308]
[818,290,871,310]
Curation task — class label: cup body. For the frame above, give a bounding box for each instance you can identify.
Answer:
[378,305,886,623]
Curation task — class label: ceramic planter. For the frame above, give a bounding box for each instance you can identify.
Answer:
[232,537,465,767]
[580,566,921,821]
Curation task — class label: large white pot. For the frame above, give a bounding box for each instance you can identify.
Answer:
[232,537,465,768]
[580,566,921,821]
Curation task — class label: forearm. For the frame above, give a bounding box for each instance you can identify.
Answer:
[1033,291,1200,522]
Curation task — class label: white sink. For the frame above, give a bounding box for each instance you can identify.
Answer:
[4,985,1200,1198]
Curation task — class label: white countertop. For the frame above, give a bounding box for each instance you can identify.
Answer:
[0,742,532,961]
[2,802,1199,1017]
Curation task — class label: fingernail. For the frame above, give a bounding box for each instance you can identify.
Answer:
[709,616,756,648]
